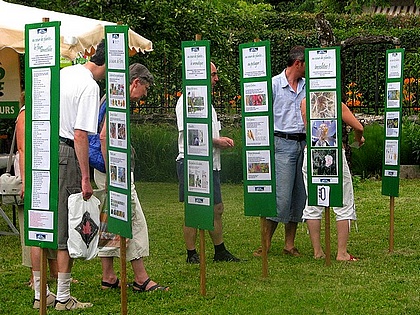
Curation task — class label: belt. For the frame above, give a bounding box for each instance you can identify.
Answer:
[274,131,306,142]
[59,136,74,148]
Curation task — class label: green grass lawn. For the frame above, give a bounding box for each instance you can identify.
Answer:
[1,179,420,314]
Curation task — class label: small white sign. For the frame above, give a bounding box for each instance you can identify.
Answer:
[317,185,330,207]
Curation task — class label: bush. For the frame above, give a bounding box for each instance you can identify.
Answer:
[401,117,420,165]
[131,122,178,182]
[349,123,384,177]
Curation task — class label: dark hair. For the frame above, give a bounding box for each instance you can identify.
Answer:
[287,45,305,67]
[129,63,154,85]
[90,40,105,66]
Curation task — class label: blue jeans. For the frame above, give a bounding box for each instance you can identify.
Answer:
[268,137,306,223]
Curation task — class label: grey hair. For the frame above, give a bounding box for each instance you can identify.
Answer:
[129,63,154,85]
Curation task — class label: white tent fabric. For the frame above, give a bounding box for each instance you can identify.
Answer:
[0,0,152,59]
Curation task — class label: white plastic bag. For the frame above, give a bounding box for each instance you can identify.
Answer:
[67,193,101,260]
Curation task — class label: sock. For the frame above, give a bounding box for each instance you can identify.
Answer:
[56,272,72,303]
[33,271,51,300]
[33,271,41,300]
[187,249,197,258]
[214,242,226,254]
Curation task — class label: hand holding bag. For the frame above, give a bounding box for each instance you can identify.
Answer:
[67,192,101,260]
[0,126,23,205]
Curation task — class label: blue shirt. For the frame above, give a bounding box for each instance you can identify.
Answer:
[272,69,306,134]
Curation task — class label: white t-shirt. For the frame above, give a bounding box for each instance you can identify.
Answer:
[175,96,221,170]
[59,64,100,139]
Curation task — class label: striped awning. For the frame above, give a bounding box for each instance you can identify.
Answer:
[371,5,420,15]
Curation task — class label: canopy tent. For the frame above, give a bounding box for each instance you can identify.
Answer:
[0,0,153,59]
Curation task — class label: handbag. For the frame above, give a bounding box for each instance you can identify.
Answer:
[67,192,101,260]
[0,126,23,205]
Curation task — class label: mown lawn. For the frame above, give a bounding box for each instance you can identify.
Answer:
[0,179,419,314]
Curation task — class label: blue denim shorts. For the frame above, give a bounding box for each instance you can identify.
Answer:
[268,137,306,223]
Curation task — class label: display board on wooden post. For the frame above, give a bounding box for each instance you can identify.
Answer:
[105,25,131,315]
[381,48,404,253]
[239,40,276,278]
[24,21,60,250]
[305,47,342,266]
[181,39,213,296]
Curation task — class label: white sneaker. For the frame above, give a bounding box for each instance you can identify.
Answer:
[33,292,56,309]
[54,296,93,311]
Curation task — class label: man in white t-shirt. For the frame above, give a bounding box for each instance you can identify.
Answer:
[176,62,240,263]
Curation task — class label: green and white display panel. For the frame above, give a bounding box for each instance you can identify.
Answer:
[105,26,132,239]
[24,22,60,248]
[239,41,276,217]
[305,47,343,207]
[382,49,404,197]
[181,40,214,230]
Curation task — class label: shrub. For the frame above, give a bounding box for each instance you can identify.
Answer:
[401,117,420,165]
[349,123,384,177]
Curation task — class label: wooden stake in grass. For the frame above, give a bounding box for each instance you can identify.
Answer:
[39,247,47,315]
[199,229,206,296]
[260,217,268,278]
[324,206,331,266]
[120,236,127,315]
[389,196,395,253]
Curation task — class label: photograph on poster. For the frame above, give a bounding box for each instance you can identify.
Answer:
[184,46,207,80]
[187,160,210,194]
[386,82,401,108]
[311,120,337,147]
[109,150,128,190]
[108,72,126,109]
[245,116,269,147]
[385,140,399,165]
[310,91,337,119]
[110,191,128,222]
[311,149,338,176]
[109,111,127,149]
[387,52,402,79]
[244,81,268,112]
[386,111,400,137]
[187,123,209,156]
[246,150,271,181]
[186,85,208,118]
[242,46,267,78]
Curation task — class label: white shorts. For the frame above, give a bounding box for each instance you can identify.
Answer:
[302,148,356,221]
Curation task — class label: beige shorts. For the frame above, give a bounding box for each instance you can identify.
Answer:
[94,169,149,260]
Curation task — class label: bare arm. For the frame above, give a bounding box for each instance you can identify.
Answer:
[300,98,307,127]
[74,129,93,200]
[213,136,234,149]
[342,103,365,146]
[16,110,25,198]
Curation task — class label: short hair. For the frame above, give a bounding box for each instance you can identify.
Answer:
[287,45,305,67]
[129,63,154,85]
[90,40,106,66]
